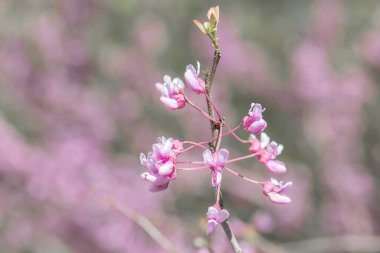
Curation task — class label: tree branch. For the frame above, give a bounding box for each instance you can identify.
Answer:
[205,46,243,252]
[108,199,182,253]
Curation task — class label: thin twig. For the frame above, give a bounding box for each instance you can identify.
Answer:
[186,96,219,124]
[224,124,250,143]
[226,153,257,164]
[204,44,243,252]
[90,191,182,253]
[224,166,262,184]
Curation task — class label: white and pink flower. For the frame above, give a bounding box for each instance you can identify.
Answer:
[249,133,286,174]
[203,149,229,187]
[156,75,186,110]
[242,103,267,135]
[184,62,206,94]
[206,205,229,235]
[140,137,183,192]
[262,178,292,204]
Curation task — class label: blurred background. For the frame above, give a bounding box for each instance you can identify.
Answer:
[0,0,380,252]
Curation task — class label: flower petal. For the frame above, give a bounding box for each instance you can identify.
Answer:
[248,119,267,135]
[215,209,229,223]
[260,132,270,148]
[207,220,217,235]
[216,149,229,166]
[267,192,291,204]
[186,64,197,75]
[207,206,218,219]
[163,75,171,84]
[160,97,179,110]
[212,169,223,187]
[158,161,174,176]
[161,138,173,157]
[141,172,157,183]
[250,103,263,120]
[266,160,286,173]
[203,150,215,168]
[140,153,146,165]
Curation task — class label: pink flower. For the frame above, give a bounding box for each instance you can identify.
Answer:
[156,75,186,110]
[249,133,286,173]
[206,206,229,235]
[184,62,206,94]
[249,132,270,154]
[140,137,183,192]
[203,149,229,187]
[262,178,292,204]
[242,103,267,135]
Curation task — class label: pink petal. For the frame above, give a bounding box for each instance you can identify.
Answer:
[211,170,222,187]
[186,64,197,75]
[161,138,173,157]
[184,69,205,94]
[207,206,218,219]
[160,97,179,110]
[203,150,215,168]
[215,170,223,186]
[248,119,267,135]
[260,133,270,148]
[267,192,291,204]
[172,94,186,109]
[140,153,147,165]
[158,161,174,176]
[184,69,198,85]
[207,220,217,235]
[277,181,293,193]
[216,149,229,166]
[250,103,263,120]
[141,172,157,183]
[215,209,229,223]
[242,116,253,130]
[163,75,171,84]
[266,160,286,173]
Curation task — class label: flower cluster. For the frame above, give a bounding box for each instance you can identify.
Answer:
[140,137,183,192]
[156,75,186,110]
[243,103,267,135]
[249,133,287,174]
[140,5,292,236]
[262,178,292,204]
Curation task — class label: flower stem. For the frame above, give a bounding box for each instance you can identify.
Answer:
[226,153,257,164]
[224,124,250,144]
[224,166,263,185]
[185,96,219,124]
[182,141,208,150]
[176,161,205,164]
[177,166,209,171]
[205,92,222,119]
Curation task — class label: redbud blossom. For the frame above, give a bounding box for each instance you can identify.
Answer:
[203,149,229,187]
[262,178,292,204]
[242,103,267,135]
[140,137,183,192]
[249,133,286,173]
[184,62,206,94]
[206,205,229,235]
[156,75,186,110]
